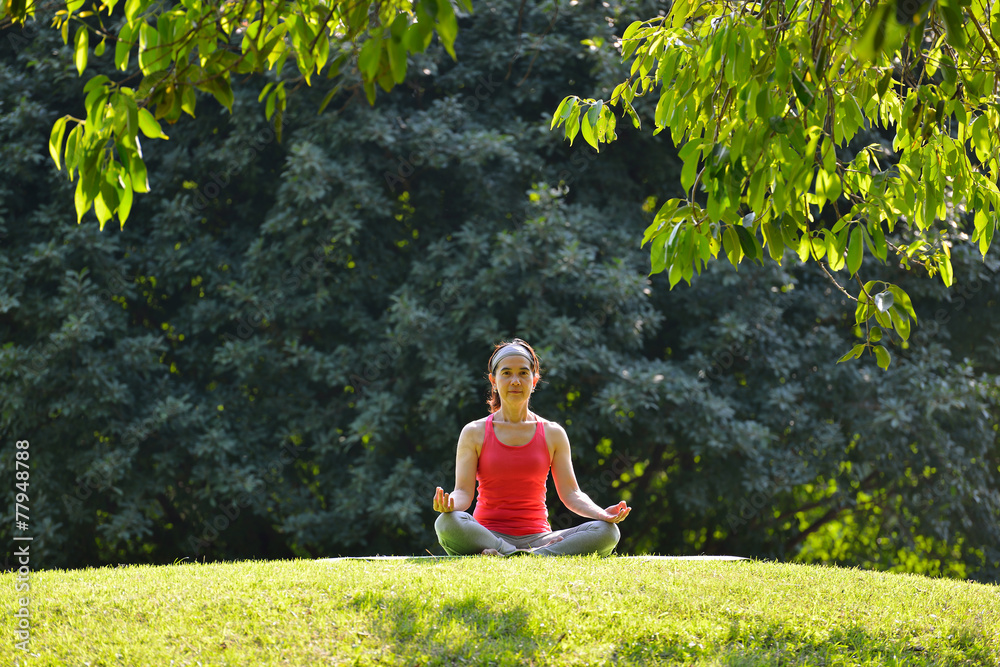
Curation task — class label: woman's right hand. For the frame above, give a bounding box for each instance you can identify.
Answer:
[433,486,456,513]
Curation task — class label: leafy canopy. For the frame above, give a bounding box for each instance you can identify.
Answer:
[552,0,1000,367]
[1,0,466,230]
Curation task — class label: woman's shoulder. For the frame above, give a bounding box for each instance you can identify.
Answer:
[459,417,489,439]
[536,415,568,439]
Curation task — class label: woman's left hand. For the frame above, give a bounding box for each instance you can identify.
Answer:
[600,501,631,523]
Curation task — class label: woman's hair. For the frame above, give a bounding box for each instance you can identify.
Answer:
[486,338,541,413]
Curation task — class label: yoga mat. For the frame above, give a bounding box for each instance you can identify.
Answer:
[319,554,748,561]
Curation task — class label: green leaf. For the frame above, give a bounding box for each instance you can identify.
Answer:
[436,0,459,60]
[622,20,642,42]
[650,232,668,275]
[49,117,69,170]
[815,169,841,205]
[837,344,866,363]
[939,254,954,286]
[671,0,691,28]
[128,151,149,193]
[643,198,681,245]
[136,71,169,99]
[668,251,685,288]
[748,167,766,215]
[137,23,164,74]
[587,101,602,128]
[124,0,142,24]
[210,76,234,112]
[755,87,770,119]
[387,39,407,84]
[763,218,784,261]
[404,21,434,53]
[856,2,890,60]
[980,219,995,257]
[889,304,911,341]
[873,345,891,370]
[565,104,580,145]
[847,226,863,275]
[992,0,1000,44]
[679,139,701,192]
[137,107,167,139]
[94,190,113,230]
[868,327,883,343]
[118,173,134,224]
[580,106,599,151]
[348,0,372,33]
[115,22,135,71]
[74,25,89,76]
[74,176,91,223]
[734,224,759,261]
[317,83,344,115]
[876,70,893,99]
[723,225,743,266]
[181,86,196,117]
[775,44,791,86]
[390,13,409,40]
[869,221,887,261]
[827,228,847,271]
[939,0,968,52]
[970,115,991,161]
[551,97,575,130]
[98,177,119,227]
[64,125,81,172]
[358,38,381,81]
[791,70,815,109]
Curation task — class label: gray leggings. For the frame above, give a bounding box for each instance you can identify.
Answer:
[435,511,620,556]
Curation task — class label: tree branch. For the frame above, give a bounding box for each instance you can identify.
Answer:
[818,261,857,301]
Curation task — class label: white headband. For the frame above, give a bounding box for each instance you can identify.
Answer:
[490,344,534,375]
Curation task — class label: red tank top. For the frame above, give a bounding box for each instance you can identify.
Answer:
[473,413,551,535]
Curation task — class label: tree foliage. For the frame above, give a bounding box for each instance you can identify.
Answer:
[1,0,467,230]
[553,0,1000,366]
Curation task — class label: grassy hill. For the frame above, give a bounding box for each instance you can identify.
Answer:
[3,556,998,665]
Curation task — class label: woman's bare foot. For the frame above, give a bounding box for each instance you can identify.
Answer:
[481,548,502,556]
[537,535,565,548]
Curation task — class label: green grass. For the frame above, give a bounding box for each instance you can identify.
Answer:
[3,557,998,666]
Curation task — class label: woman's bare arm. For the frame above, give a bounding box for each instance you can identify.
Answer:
[433,421,481,513]
[549,423,631,523]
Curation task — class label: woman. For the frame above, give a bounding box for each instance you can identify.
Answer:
[433,339,631,556]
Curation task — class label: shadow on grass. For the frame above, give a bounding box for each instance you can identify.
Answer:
[350,590,552,665]
[608,619,997,666]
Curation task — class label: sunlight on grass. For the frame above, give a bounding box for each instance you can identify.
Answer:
[2,558,998,665]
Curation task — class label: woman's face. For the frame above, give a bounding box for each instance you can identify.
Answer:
[490,355,537,405]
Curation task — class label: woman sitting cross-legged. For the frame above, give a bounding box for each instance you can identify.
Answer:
[433,338,631,556]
